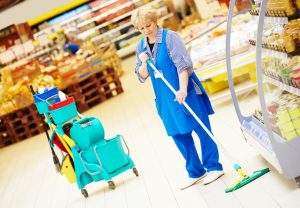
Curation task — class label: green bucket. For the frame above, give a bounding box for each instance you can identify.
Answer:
[70,117,105,150]
[96,135,129,173]
[81,135,129,174]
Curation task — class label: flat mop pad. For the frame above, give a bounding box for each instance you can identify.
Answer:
[225,166,270,193]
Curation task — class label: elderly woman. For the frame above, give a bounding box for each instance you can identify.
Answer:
[131,7,224,190]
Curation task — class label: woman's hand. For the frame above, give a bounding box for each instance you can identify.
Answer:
[175,89,187,104]
[138,52,150,79]
[139,52,149,63]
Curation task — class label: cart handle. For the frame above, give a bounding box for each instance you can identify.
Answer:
[79,146,103,176]
[119,134,130,156]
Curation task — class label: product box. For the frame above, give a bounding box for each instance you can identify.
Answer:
[277,109,291,123]
[288,106,300,119]
[281,130,297,140]
[278,120,295,133]
[292,117,300,129]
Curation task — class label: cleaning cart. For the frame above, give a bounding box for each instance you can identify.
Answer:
[32,86,138,198]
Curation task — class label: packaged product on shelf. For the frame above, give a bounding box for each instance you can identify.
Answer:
[295,0,300,9]
[267,0,296,16]
[180,16,226,43]
[189,12,256,69]
[265,91,300,140]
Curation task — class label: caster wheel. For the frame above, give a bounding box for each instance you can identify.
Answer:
[81,189,88,198]
[133,167,139,176]
[108,181,116,190]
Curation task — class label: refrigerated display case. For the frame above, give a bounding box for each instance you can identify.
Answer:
[226,0,300,188]
[186,10,258,97]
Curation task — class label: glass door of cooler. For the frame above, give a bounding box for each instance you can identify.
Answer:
[226,0,300,187]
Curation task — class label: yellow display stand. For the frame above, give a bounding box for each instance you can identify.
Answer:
[196,51,256,94]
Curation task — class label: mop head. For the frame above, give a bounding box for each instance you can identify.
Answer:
[225,168,270,193]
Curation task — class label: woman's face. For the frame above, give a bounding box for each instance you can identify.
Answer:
[137,20,157,39]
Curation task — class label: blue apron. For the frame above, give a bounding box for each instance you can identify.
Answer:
[141,29,214,136]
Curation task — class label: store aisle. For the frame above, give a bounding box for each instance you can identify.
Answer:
[0,55,299,208]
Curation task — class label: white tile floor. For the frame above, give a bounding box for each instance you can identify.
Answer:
[0,55,299,208]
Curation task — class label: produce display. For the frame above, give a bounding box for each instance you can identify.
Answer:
[0,41,122,116]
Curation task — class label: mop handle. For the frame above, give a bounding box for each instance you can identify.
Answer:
[146,60,235,162]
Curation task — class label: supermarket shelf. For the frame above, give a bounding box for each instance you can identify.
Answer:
[91,0,119,12]
[77,0,139,28]
[184,9,250,46]
[196,50,255,81]
[265,76,300,96]
[91,22,132,42]
[112,30,139,43]
[117,43,137,58]
[92,12,172,51]
[185,18,227,45]
[262,48,288,59]
[210,81,257,102]
[60,9,92,26]
[249,7,300,22]
[254,16,288,24]
[9,46,58,68]
[75,2,138,37]
[77,0,163,39]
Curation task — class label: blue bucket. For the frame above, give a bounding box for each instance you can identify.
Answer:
[33,87,59,103]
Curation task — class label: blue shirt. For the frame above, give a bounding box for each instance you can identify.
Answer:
[64,43,80,54]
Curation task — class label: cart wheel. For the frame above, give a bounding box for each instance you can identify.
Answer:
[133,167,139,176]
[81,189,88,198]
[108,181,116,190]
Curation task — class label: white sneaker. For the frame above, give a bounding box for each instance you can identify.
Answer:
[202,170,224,185]
[180,173,207,190]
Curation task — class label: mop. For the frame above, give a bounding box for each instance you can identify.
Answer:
[146,60,269,193]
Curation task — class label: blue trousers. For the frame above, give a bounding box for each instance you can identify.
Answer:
[172,113,223,178]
